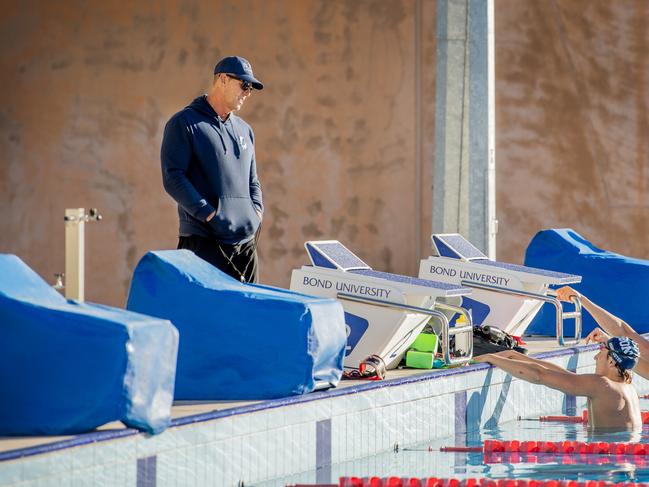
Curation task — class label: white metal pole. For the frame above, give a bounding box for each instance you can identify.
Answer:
[64,208,85,301]
[487,0,498,259]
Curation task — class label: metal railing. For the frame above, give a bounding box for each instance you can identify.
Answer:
[337,293,473,366]
[460,280,582,346]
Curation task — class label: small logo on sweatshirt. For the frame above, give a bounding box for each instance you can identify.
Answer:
[238,136,247,150]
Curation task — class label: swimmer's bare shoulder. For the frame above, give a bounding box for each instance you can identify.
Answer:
[587,377,641,429]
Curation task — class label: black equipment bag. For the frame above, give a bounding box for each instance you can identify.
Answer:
[472,325,528,356]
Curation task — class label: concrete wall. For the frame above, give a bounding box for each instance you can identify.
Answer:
[495,0,649,263]
[0,0,435,306]
[0,0,647,307]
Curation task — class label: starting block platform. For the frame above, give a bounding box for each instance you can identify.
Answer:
[290,240,474,370]
[419,234,583,344]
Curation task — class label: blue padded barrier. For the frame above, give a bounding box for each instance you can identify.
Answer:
[126,250,346,400]
[525,228,649,335]
[0,254,178,435]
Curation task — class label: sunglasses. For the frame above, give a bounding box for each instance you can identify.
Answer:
[226,74,253,92]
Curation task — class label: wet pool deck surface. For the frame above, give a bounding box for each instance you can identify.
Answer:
[0,337,564,457]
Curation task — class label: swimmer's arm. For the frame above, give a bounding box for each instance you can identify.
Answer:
[633,359,649,380]
[475,353,597,396]
[490,350,567,374]
[475,353,551,384]
[582,295,635,339]
[557,286,649,379]
[557,286,644,345]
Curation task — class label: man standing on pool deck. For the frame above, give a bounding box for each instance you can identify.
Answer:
[161,56,264,283]
[555,285,649,379]
[474,337,642,431]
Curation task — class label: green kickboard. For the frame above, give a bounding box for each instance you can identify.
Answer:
[410,332,438,353]
[406,350,434,369]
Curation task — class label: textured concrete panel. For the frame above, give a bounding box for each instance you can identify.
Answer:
[495,0,649,263]
[0,0,434,306]
[2,0,647,307]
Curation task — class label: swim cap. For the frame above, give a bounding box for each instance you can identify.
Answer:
[606,336,640,371]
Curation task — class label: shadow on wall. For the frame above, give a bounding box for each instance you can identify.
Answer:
[467,366,513,438]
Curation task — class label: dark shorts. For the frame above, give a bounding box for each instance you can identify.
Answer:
[178,235,258,283]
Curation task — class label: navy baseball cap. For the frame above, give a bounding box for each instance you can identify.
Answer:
[606,336,640,371]
[214,56,264,90]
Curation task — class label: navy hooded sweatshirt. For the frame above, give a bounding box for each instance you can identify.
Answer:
[161,95,263,245]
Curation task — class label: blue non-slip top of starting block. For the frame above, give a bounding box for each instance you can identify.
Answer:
[305,240,469,295]
[432,233,580,283]
[306,241,371,271]
[433,234,487,261]
[350,269,469,296]
[477,260,580,283]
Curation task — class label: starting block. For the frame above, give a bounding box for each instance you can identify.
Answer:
[290,240,474,370]
[419,234,583,345]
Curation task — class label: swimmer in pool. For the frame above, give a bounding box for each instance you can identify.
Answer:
[556,285,649,380]
[474,336,642,430]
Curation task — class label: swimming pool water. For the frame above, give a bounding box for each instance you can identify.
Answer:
[258,404,649,486]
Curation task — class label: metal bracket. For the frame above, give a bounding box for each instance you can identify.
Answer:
[63,207,102,223]
[53,273,64,290]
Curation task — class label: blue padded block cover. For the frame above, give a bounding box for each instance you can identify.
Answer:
[126,250,347,400]
[0,254,178,436]
[524,229,649,335]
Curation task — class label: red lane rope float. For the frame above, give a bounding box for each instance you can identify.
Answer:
[338,478,649,487]
[440,446,483,453]
[538,410,649,424]
[484,451,649,467]
[439,440,649,456]
[484,439,649,455]
[538,416,586,423]
[538,410,588,423]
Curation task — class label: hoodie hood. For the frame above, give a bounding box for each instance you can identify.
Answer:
[187,95,218,119]
[187,95,228,153]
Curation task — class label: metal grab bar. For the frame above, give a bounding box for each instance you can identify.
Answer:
[336,293,474,366]
[547,289,582,346]
[460,280,582,346]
